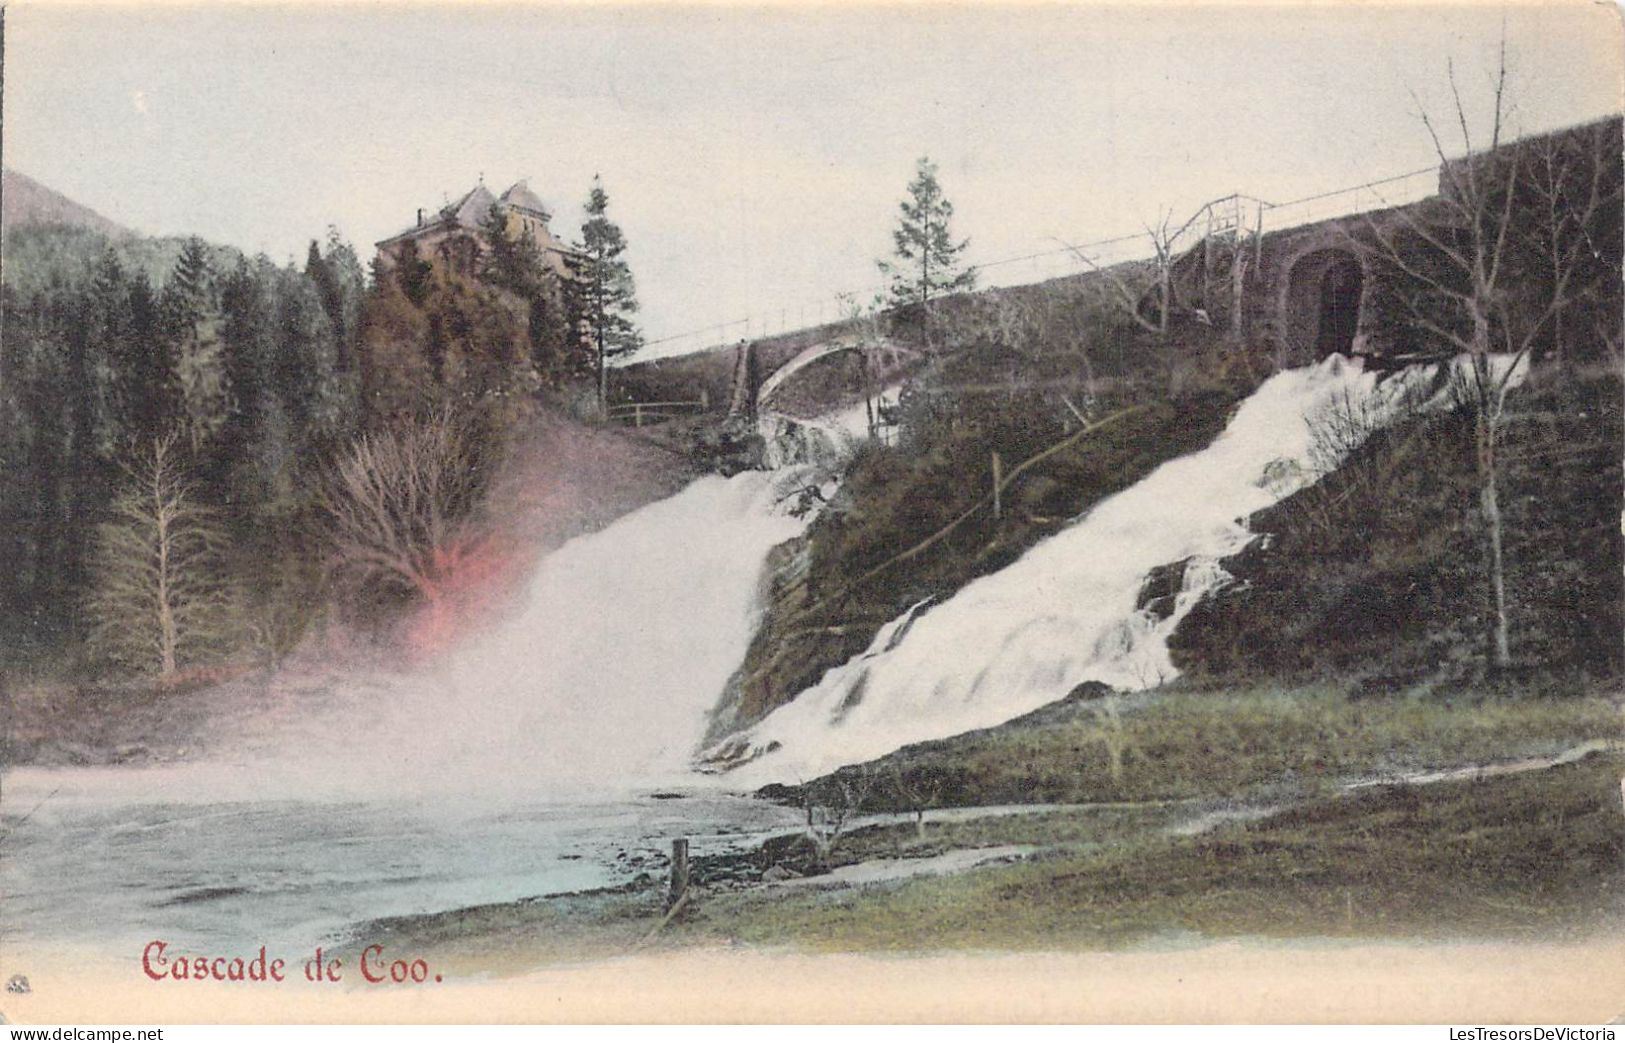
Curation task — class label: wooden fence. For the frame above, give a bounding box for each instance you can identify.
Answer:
[606,390,711,427]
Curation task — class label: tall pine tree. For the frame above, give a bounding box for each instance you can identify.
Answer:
[479,202,544,296]
[306,226,366,375]
[121,273,178,447]
[574,176,641,412]
[880,157,976,316]
[219,257,286,498]
[83,249,134,460]
[272,264,347,452]
[162,237,231,454]
[477,202,575,386]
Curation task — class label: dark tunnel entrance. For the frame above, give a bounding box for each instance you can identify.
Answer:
[1315,255,1364,357]
[1284,248,1366,360]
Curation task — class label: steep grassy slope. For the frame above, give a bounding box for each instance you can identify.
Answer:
[757,684,1618,810]
[701,754,1624,950]
[1170,363,1623,693]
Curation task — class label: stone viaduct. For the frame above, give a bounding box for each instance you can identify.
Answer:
[615,117,1616,420]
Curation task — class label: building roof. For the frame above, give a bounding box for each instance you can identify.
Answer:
[445,183,498,228]
[499,180,552,219]
[376,181,497,247]
[377,178,568,249]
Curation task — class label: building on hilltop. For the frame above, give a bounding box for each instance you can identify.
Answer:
[373,178,579,282]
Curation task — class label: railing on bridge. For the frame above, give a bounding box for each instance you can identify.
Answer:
[606,392,710,428]
[1258,167,1438,236]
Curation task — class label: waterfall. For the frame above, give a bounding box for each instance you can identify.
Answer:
[255,470,813,801]
[716,354,1524,783]
[757,385,901,469]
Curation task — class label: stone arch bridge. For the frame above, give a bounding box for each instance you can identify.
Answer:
[611,324,915,428]
[1149,195,1417,366]
[726,334,913,420]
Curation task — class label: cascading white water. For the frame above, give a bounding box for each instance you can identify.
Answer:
[245,470,813,801]
[2,355,1528,956]
[407,471,815,793]
[757,385,902,469]
[719,354,1524,783]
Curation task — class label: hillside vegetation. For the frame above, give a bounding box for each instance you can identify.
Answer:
[0,181,655,697]
[1172,364,1622,693]
[709,120,1623,752]
[709,286,1265,737]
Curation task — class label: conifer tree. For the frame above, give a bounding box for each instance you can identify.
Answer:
[479,202,545,297]
[121,274,178,446]
[305,239,344,349]
[395,239,435,307]
[83,249,134,459]
[477,202,575,385]
[574,176,642,412]
[219,257,286,494]
[162,238,230,453]
[316,229,366,354]
[880,157,977,314]
[272,266,346,450]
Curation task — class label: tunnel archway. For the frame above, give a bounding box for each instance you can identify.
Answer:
[1316,255,1364,356]
[1283,247,1366,359]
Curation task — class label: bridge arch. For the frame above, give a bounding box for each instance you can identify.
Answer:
[1280,246,1367,360]
[754,339,869,410]
[731,336,912,418]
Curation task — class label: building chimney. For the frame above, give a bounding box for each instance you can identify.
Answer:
[417,208,425,228]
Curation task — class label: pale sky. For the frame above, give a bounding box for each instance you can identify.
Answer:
[5,2,1621,359]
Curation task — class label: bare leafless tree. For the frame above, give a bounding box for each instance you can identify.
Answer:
[1519,119,1623,366]
[320,408,492,604]
[1348,46,1543,669]
[87,434,237,681]
[888,764,943,841]
[1058,209,1179,339]
[799,770,876,869]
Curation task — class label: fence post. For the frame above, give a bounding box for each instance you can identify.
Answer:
[700,388,710,412]
[1254,200,1265,268]
[991,451,1003,521]
[634,403,643,428]
[666,838,690,910]
[1232,245,1247,340]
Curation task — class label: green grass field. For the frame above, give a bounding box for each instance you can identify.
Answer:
[683,752,1625,952]
[780,685,1622,810]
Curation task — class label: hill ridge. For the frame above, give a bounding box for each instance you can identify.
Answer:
[3,168,134,238]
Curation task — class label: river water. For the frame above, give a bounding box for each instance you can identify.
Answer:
[0,769,799,955]
[2,471,812,957]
